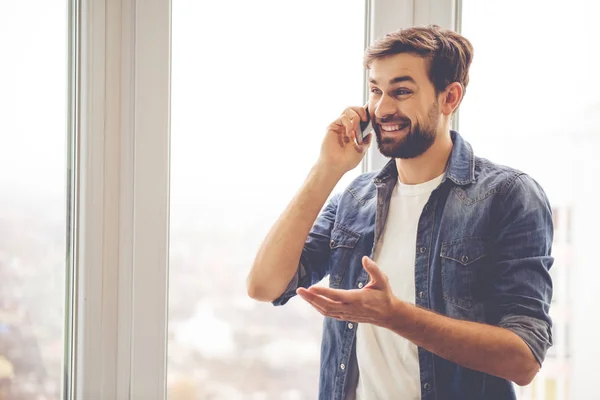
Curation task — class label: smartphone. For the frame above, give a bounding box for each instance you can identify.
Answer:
[356,107,372,144]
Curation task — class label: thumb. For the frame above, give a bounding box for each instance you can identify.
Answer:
[356,132,372,154]
[362,256,384,284]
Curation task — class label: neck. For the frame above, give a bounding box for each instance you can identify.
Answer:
[395,129,453,185]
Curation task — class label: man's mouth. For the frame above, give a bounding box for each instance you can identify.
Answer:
[379,122,410,133]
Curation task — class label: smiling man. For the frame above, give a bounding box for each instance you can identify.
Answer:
[247,25,554,400]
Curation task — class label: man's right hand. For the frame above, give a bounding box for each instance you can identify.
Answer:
[317,106,373,175]
[247,106,373,303]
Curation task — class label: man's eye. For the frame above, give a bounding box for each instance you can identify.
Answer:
[370,88,382,94]
[395,89,412,96]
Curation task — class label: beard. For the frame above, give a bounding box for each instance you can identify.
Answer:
[374,101,440,159]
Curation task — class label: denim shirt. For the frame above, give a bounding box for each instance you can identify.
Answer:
[273,131,554,400]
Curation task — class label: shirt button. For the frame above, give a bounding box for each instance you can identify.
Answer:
[357,282,364,289]
[419,247,426,254]
[347,323,354,329]
[330,239,335,247]
[419,291,425,298]
[424,382,431,391]
[340,363,346,370]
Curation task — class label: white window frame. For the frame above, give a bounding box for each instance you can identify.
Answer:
[71,0,456,398]
[73,0,170,399]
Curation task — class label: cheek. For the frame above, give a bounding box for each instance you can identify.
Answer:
[400,106,418,123]
[396,99,421,120]
[367,99,377,116]
[411,104,434,125]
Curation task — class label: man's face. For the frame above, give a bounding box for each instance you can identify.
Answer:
[368,53,442,159]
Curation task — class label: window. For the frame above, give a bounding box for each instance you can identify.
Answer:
[545,379,557,400]
[0,1,71,399]
[168,0,366,398]
[459,0,600,399]
[16,0,597,397]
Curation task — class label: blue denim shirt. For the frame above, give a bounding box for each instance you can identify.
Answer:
[273,131,554,400]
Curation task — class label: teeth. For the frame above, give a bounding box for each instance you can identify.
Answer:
[381,124,407,132]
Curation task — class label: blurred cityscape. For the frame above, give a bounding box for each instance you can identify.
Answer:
[167,218,325,400]
[0,193,65,400]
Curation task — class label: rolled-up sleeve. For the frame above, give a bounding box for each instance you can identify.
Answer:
[272,193,340,306]
[498,314,552,366]
[490,174,554,366]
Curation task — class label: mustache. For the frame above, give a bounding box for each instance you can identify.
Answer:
[376,115,411,125]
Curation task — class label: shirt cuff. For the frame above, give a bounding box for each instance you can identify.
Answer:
[498,314,553,366]
[271,262,307,306]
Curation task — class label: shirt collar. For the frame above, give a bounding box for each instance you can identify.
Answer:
[373,130,476,186]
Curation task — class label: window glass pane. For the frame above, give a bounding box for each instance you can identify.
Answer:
[168,1,366,398]
[0,2,70,399]
[460,1,600,399]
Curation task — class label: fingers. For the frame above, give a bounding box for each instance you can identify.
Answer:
[362,132,373,146]
[362,256,378,277]
[328,120,346,147]
[341,108,361,142]
[351,132,372,154]
[307,286,359,303]
[339,114,355,145]
[297,288,346,315]
[343,106,368,123]
[356,125,373,151]
[328,106,372,152]
[343,107,372,148]
[362,256,388,287]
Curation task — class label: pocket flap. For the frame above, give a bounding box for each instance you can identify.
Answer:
[329,225,360,249]
[440,237,488,266]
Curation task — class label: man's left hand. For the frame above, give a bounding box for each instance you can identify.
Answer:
[297,256,399,328]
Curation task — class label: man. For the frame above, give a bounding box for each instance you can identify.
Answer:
[246,25,553,400]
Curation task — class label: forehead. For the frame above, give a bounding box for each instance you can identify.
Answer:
[368,53,429,85]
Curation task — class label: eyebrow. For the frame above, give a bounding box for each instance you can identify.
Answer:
[369,75,417,85]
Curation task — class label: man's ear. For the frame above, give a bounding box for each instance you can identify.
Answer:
[441,82,463,116]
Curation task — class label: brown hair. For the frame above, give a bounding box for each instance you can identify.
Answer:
[364,25,473,96]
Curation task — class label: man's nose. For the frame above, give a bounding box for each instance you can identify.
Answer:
[374,95,397,120]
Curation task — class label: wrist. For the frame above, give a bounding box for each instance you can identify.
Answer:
[381,296,410,331]
[312,160,346,182]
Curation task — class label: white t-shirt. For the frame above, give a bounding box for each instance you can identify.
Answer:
[355,173,444,400]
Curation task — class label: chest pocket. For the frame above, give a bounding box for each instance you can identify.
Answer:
[440,237,488,309]
[329,225,360,287]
